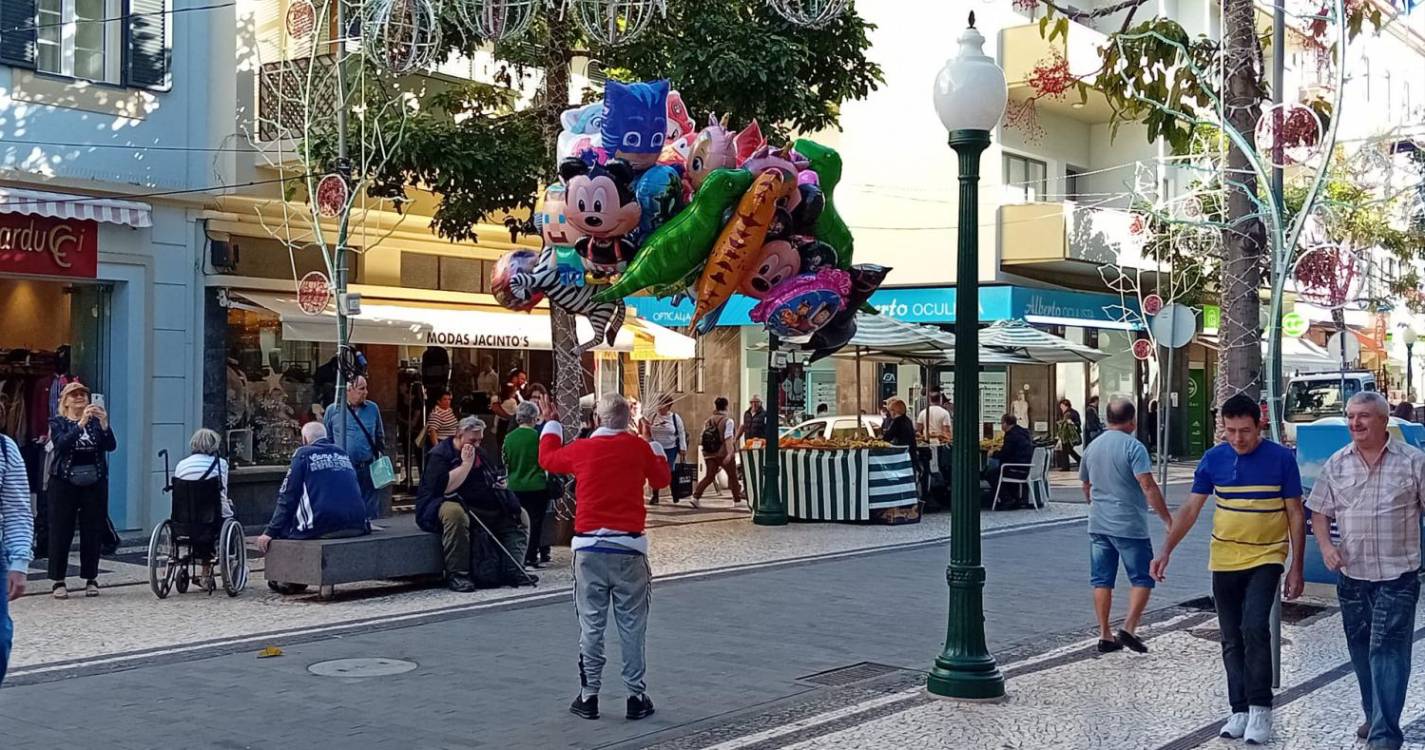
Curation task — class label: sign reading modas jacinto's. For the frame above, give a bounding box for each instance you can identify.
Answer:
[0,215,99,278]
[424,331,533,348]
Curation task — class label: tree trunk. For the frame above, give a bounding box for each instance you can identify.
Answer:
[540,14,582,434]
[1217,0,1267,409]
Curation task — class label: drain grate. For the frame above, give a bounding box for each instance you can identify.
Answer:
[1179,597,1332,626]
[798,662,902,687]
[308,658,418,678]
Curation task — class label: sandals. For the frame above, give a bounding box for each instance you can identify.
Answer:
[85,580,100,597]
[52,583,68,600]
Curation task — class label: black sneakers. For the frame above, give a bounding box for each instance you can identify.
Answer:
[446,574,476,593]
[570,694,599,720]
[626,694,656,721]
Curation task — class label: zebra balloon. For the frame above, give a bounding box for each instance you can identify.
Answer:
[505,248,627,355]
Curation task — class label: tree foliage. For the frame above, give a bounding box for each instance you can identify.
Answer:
[325,0,882,241]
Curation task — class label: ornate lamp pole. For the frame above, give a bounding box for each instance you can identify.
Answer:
[754,334,788,525]
[926,12,1007,700]
[1404,327,1418,402]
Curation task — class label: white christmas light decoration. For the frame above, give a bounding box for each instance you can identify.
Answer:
[768,0,849,28]
[363,0,442,75]
[563,0,666,47]
[458,0,541,41]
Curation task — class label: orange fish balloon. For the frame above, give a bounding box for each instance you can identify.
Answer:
[690,170,789,327]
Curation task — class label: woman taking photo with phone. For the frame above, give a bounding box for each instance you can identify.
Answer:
[47,382,117,599]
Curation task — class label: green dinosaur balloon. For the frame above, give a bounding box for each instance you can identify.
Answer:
[793,139,854,268]
[595,168,754,303]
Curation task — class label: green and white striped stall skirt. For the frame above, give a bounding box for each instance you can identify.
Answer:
[740,447,920,522]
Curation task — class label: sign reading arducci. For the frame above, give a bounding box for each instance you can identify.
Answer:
[0,215,99,278]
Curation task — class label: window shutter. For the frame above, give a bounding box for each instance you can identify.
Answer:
[124,0,169,90]
[0,0,38,69]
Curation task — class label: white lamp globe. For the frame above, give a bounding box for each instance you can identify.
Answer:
[933,13,1009,133]
[1404,327,1419,346]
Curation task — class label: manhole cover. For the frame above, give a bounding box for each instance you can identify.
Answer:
[798,662,902,687]
[308,658,418,678]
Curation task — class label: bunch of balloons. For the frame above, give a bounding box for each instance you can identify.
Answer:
[493,78,886,357]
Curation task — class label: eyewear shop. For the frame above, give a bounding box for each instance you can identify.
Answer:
[627,285,1145,433]
[217,289,692,525]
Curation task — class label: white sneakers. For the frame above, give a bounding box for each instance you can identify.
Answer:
[1220,712,1248,739]
[1244,706,1272,745]
[1220,707,1271,744]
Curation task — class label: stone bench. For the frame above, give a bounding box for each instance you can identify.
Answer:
[263,514,442,599]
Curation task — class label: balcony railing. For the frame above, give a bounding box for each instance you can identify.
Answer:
[257,55,339,143]
[1001,202,1165,274]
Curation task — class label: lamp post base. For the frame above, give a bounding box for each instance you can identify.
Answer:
[752,509,788,526]
[927,658,1005,699]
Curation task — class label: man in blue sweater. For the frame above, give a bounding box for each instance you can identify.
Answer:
[256,422,369,555]
[323,375,386,521]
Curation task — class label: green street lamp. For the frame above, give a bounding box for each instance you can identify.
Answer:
[926,12,1008,700]
[754,334,788,525]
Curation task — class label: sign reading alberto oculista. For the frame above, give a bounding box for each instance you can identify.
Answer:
[0,214,99,278]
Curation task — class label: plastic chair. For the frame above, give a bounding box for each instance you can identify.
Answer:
[993,447,1050,511]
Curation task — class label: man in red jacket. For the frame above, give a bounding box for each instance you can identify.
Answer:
[540,392,671,722]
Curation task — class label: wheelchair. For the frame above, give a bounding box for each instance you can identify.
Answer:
[147,450,248,598]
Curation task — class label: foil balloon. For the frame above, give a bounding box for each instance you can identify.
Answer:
[686,114,737,191]
[793,139,854,267]
[790,183,825,234]
[844,263,891,311]
[537,183,585,251]
[601,79,669,171]
[806,312,857,363]
[630,165,684,246]
[595,168,755,302]
[491,249,545,311]
[739,239,800,299]
[749,268,851,340]
[797,240,839,274]
[797,169,820,187]
[690,169,789,327]
[557,102,604,160]
[666,90,696,141]
[560,157,642,283]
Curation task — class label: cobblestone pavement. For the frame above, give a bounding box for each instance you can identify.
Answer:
[0,501,1212,749]
[6,494,1088,677]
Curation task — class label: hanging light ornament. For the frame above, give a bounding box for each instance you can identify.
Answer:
[457,0,541,42]
[563,0,666,47]
[768,0,849,28]
[363,0,442,75]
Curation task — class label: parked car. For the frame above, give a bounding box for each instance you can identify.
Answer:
[782,415,884,441]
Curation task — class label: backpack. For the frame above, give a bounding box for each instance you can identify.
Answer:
[700,416,727,454]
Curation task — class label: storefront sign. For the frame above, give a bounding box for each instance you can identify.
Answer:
[297,271,332,315]
[1187,367,1208,456]
[0,214,98,277]
[1202,304,1221,334]
[424,331,534,348]
[1282,311,1309,338]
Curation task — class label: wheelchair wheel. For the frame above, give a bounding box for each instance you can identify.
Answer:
[176,565,190,594]
[219,519,248,596]
[147,521,178,599]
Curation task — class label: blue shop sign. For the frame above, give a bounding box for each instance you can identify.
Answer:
[624,285,1138,328]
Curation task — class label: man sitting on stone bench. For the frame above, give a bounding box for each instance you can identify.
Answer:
[257,422,371,591]
[416,416,535,592]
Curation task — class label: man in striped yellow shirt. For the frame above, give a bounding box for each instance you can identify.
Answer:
[1151,394,1306,746]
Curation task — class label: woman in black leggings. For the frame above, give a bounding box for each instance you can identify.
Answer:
[47,382,117,599]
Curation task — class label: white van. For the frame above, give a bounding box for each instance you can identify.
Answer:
[1283,370,1377,444]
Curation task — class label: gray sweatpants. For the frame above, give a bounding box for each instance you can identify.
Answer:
[573,549,651,697]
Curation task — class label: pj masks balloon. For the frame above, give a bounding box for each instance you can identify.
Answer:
[492,250,545,312]
[560,157,642,283]
[601,79,669,171]
[749,268,851,340]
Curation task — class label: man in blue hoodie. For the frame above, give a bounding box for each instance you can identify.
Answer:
[256,422,369,554]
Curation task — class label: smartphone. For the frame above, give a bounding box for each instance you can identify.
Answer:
[92,393,105,409]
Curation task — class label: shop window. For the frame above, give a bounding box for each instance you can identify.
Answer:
[226,306,329,466]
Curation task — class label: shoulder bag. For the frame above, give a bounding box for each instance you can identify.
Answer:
[348,405,396,490]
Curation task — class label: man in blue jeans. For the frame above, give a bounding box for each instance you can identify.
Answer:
[1079,398,1171,654]
[1308,391,1425,750]
[1,432,35,685]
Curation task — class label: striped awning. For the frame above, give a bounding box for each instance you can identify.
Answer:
[979,318,1108,363]
[0,187,153,228]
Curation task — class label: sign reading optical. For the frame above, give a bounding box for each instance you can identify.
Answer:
[0,215,98,278]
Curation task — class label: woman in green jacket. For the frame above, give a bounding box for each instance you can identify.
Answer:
[503,400,548,568]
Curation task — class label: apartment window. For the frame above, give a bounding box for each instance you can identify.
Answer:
[37,0,120,82]
[1003,153,1048,203]
[1065,166,1086,202]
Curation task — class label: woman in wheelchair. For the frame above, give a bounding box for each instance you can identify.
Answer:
[172,429,230,588]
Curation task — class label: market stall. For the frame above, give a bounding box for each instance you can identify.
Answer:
[741,439,920,523]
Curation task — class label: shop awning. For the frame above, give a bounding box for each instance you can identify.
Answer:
[0,187,152,227]
[979,319,1108,363]
[229,291,695,358]
[1198,334,1338,373]
[748,314,1032,365]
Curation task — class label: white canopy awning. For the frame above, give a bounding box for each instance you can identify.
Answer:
[979,319,1108,363]
[0,187,152,227]
[751,314,1032,364]
[230,291,695,358]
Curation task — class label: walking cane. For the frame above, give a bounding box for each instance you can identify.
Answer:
[466,508,539,587]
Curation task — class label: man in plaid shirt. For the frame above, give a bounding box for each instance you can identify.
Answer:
[1308,391,1425,750]
[1,432,35,685]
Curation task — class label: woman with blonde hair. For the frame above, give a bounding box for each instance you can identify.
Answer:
[47,382,117,599]
[174,428,230,587]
